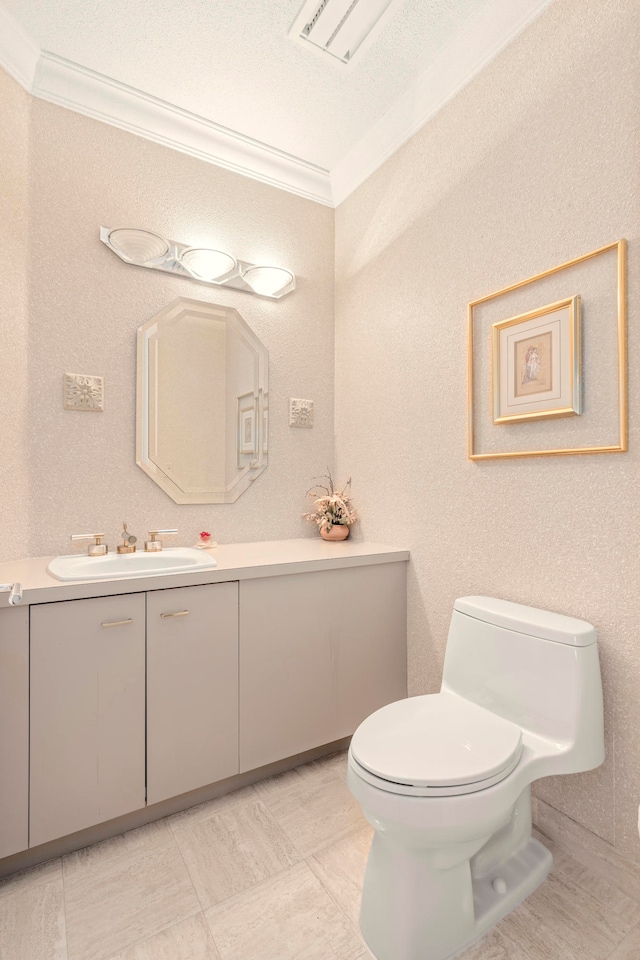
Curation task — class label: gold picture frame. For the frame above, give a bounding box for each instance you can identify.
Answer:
[492,296,581,425]
[468,239,627,460]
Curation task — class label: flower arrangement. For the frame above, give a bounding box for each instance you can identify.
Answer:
[303,471,358,533]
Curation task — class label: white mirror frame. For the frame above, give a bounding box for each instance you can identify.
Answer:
[136,297,269,504]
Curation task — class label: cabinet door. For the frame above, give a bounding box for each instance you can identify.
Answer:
[239,563,407,772]
[0,606,29,858]
[147,582,239,805]
[30,594,145,847]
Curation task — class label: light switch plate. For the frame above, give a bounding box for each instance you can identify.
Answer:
[289,398,313,428]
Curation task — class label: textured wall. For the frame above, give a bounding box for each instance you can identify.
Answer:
[335,0,640,860]
[3,0,639,866]
[23,100,334,558]
[0,70,30,562]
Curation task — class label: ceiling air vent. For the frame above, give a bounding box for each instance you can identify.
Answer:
[289,0,405,68]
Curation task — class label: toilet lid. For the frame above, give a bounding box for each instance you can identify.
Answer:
[350,693,523,790]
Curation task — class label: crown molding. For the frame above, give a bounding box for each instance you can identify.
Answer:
[330,0,554,206]
[0,4,39,90]
[33,52,333,206]
[0,0,554,208]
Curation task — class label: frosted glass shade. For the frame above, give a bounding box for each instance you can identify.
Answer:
[180,248,237,282]
[243,266,295,298]
[100,226,296,299]
[108,229,169,263]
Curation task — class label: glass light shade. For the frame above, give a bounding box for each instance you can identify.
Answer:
[242,266,295,298]
[180,248,237,282]
[108,228,169,263]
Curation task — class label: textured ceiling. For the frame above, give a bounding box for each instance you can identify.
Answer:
[4,0,495,170]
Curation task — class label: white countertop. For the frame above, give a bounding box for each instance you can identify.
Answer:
[0,539,409,607]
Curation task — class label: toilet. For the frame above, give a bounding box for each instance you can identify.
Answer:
[347,596,604,960]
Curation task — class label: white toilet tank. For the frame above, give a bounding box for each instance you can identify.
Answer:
[441,597,604,773]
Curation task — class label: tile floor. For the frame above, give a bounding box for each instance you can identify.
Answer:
[1,750,640,960]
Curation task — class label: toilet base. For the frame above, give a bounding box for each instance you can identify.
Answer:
[360,835,552,960]
[472,835,552,939]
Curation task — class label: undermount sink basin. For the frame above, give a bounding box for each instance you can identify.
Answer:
[47,547,218,582]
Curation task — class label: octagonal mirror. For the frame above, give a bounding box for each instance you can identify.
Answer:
[137,297,268,503]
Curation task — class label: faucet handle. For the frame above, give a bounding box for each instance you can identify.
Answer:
[0,582,23,605]
[71,533,108,556]
[145,529,177,553]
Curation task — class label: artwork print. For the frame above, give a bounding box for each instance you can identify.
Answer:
[514,333,552,397]
[492,296,581,425]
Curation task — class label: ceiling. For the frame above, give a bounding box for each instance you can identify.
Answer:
[0,0,553,205]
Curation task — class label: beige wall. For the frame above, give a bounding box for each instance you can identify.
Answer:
[18,99,334,558]
[335,0,640,860]
[0,70,30,562]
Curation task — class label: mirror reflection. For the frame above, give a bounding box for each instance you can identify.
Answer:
[137,297,268,503]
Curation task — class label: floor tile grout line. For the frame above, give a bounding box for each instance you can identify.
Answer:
[166,784,261,836]
[243,791,307,861]
[535,814,640,902]
[61,854,71,960]
[302,821,375,944]
[199,857,366,960]
[538,833,640,929]
[159,811,232,959]
[98,909,208,960]
[207,859,310,914]
[61,828,203,960]
[305,850,363,936]
[518,870,623,958]
[497,903,583,960]
[169,788,308,897]
[62,869,70,960]
[604,920,640,960]
[170,817,210,915]
[250,768,362,861]
[535,797,637,863]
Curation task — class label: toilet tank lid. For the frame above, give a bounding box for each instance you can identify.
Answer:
[453,596,597,647]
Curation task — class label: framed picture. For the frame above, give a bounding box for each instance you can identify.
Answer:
[492,296,581,424]
[467,239,627,460]
[237,393,256,465]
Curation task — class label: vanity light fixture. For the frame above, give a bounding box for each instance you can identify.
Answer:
[179,248,238,283]
[100,227,296,299]
[242,265,295,298]
[107,228,169,264]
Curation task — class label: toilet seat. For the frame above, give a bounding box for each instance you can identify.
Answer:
[350,693,523,797]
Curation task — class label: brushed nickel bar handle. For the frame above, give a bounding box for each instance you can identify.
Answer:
[160,610,190,619]
[101,618,133,628]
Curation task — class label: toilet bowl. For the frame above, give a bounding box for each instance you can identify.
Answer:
[347,596,604,960]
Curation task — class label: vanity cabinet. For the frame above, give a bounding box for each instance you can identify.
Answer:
[0,540,408,865]
[30,594,146,847]
[239,563,407,772]
[30,583,240,842]
[0,607,29,859]
[146,582,239,805]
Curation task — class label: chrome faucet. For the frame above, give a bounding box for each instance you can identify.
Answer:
[0,582,23,605]
[145,529,177,552]
[71,533,108,556]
